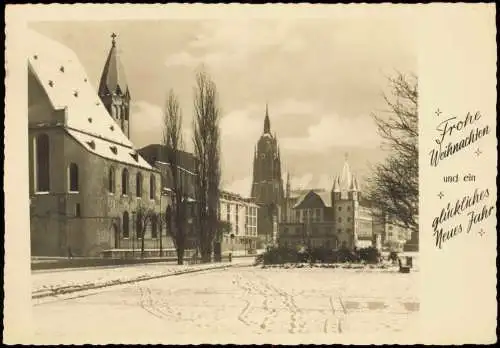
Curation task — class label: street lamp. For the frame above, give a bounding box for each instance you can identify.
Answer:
[230,233,235,262]
[132,211,136,258]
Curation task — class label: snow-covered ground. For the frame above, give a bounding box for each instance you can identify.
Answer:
[32,266,419,344]
[32,258,252,299]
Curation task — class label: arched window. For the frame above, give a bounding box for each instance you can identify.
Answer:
[35,133,50,192]
[149,175,156,200]
[123,211,129,238]
[151,215,158,239]
[108,167,115,193]
[136,172,143,197]
[122,169,129,195]
[68,163,79,192]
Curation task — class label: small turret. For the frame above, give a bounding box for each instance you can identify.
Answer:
[348,175,359,200]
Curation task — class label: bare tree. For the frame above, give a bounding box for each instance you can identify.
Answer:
[162,89,189,265]
[135,203,156,259]
[367,72,418,246]
[193,69,221,263]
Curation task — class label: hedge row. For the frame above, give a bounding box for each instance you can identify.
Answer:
[256,246,389,265]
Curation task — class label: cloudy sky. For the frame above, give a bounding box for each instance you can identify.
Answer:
[30,12,415,197]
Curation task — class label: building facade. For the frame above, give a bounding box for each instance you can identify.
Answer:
[218,191,259,253]
[278,158,386,251]
[250,105,285,245]
[138,144,199,250]
[28,31,171,257]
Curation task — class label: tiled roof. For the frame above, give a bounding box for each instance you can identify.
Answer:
[28,29,152,170]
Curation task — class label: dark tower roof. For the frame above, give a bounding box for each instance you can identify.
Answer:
[264,103,271,134]
[98,33,130,97]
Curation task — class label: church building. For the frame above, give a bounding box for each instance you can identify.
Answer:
[28,30,169,257]
[250,105,285,246]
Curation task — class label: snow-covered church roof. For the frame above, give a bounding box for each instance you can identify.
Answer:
[28,29,153,170]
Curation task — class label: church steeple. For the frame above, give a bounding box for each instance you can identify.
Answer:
[98,32,131,138]
[264,103,271,134]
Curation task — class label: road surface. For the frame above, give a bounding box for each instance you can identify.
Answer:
[32,266,419,344]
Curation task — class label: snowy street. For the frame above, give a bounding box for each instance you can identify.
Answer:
[32,266,419,344]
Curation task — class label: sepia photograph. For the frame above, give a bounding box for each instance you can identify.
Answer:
[24,12,421,343]
[25,12,421,343]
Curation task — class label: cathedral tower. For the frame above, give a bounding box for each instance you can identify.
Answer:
[251,104,284,242]
[98,33,131,138]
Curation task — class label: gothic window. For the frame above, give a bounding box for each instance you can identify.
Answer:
[226,204,230,221]
[347,206,351,211]
[338,228,342,234]
[149,175,156,200]
[108,167,115,193]
[338,206,342,211]
[75,203,81,217]
[122,169,129,195]
[338,217,342,223]
[35,133,50,192]
[136,172,143,197]
[347,217,351,222]
[151,215,158,239]
[284,227,289,235]
[68,163,79,192]
[123,211,129,238]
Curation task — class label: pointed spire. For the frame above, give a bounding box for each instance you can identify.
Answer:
[264,103,271,134]
[333,176,341,192]
[98,32,129,97]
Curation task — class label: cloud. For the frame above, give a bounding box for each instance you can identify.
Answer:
[220,107,262,141]
[281,113,381,153]
[130,100,193,151]
[224,176,252,198]
[129,101,164,148]
[164,51,201,68]
[164,20,303,70]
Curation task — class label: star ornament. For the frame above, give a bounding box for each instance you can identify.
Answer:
[475,148,482,157]
[437,191,444,199]
[435,108,442,117]
[478,229,485,237]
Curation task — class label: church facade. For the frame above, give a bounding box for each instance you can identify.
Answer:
[250,105,285,246]
[28,31,173,257]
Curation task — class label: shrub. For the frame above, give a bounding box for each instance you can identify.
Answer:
[358,247,381,264]
[389,251,399,262]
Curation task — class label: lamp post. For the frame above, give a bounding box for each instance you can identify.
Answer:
[132,211,136,258]
[230,233,235,262]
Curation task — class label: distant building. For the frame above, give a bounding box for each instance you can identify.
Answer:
[28,31,166,257]
[138,144,198,250]
[218,191,259,253]
[250,105,285,246]
[278,157,388,251]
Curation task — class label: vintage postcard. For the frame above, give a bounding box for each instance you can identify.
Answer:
[4,3,497,345]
